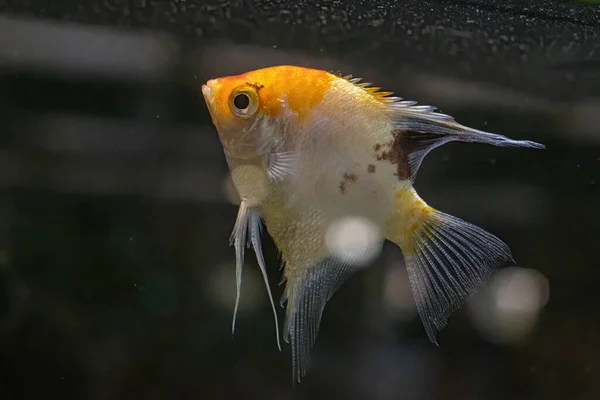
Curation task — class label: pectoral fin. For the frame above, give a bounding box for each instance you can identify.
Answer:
[253,99,300,183]
[265,150,299,182]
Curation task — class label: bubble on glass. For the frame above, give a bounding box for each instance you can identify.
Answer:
[325,216,383,267]
[205,260,262,314]
[467,266,550,344]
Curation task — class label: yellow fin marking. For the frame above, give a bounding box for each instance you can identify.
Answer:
[388,187,434,255]
[340,74,396,103]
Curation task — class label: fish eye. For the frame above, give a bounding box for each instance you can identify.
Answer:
[234,93,249,109]
[229,86,259,118]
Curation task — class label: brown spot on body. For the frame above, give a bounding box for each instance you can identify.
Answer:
[343,173,357,182]
[367,164,376,173]
[339,172,357,194]
[247,82,265,91]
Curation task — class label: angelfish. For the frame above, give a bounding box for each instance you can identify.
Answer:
[200,65,544,382]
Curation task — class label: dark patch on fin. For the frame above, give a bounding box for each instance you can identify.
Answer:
[373,131,416,181]
[389,111,545,182]
[282,258,361,383]
[390,129,449,182]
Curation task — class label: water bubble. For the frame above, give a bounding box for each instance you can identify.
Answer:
[205,261,263,314]
[468,267,549,344]
[325,216,383,266]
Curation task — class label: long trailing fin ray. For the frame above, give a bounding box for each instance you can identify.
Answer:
[229,203,281,350]
[282,257,361,383]
[391,106,545,181]
[230,202,249,336]
[396,208,515,344]
[248,211,282,351]
[393,115,545,182]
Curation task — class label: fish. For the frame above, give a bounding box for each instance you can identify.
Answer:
[201,65,545,382]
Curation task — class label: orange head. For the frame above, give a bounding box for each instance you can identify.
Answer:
[202,65,334,158]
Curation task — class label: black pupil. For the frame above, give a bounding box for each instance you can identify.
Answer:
[234,94,250,110]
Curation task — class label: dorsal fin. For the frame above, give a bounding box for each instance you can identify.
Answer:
[338,73,545,181]
[388,104,545,181]
[339,73,397,103]
[338,73,465,118]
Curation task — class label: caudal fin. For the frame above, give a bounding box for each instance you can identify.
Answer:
[390,193,515,344]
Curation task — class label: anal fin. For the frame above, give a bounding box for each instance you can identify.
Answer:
[281,257,360,383]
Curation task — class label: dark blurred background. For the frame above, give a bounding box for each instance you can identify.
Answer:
[0,0,599,399]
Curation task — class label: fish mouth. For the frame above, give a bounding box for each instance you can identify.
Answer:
[201,82,215,105]
[202,80,218,125]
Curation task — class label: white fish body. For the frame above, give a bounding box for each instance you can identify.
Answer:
[201,65,545,382]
